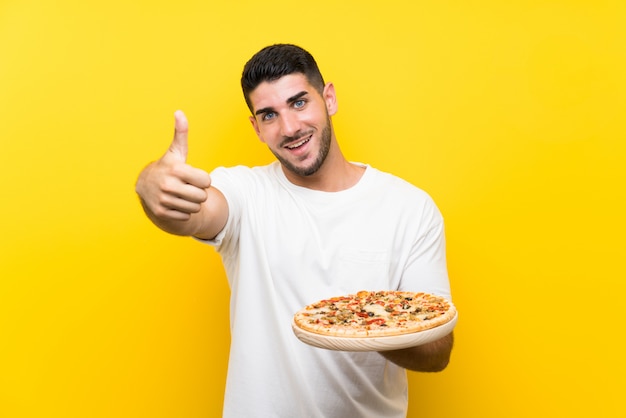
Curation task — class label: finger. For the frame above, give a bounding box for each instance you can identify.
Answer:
[171,182,209,204]
[162,194,205,214]
[168,110,189,161]
[157,208,192,222]
[177,166,212,190]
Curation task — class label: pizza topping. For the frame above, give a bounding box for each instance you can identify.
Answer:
[293,290,456,338]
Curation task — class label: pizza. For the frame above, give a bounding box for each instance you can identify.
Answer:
[292,290,456,338]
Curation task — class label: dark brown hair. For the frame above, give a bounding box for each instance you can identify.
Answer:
[241,44,325,113]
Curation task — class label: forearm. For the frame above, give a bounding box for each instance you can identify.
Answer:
[379,332,454,372]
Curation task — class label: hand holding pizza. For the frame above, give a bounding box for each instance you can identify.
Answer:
[136,110,212,223]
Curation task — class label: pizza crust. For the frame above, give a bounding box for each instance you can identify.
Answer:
[293,290,456,338]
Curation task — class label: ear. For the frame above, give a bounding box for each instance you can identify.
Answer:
[249,115,265,143]
[323,82,338,116]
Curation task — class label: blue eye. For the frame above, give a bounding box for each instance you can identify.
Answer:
[293,99,306,109]
[262,112,276,121]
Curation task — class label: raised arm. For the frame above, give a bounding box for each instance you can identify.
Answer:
[135,111,228,240]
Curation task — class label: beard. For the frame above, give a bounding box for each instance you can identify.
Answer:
[271,116,332,177]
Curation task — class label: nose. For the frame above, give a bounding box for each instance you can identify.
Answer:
[279,112,300,138]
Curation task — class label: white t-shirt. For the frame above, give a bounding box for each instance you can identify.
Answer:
[204,161,450,418]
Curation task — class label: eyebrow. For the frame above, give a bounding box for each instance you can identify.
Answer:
[254,90,309,116]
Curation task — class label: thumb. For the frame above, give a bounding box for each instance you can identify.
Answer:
[168,110,189,161]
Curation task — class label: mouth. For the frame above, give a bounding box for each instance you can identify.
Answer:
[284,135,311,150]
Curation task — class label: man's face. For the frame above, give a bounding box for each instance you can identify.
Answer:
[248,73,337,177]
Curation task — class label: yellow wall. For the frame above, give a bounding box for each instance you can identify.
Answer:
[1,1,624,417]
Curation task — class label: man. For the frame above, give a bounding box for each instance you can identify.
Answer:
[136,44,453,417]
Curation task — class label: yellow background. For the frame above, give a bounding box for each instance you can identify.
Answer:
[1,1,625,417]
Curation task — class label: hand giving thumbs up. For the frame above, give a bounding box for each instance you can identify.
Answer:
[135,111,213,233]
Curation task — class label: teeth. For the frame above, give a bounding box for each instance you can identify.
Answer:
[287,137,309,149]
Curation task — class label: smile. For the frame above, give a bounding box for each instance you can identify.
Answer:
[285,136,311,150]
